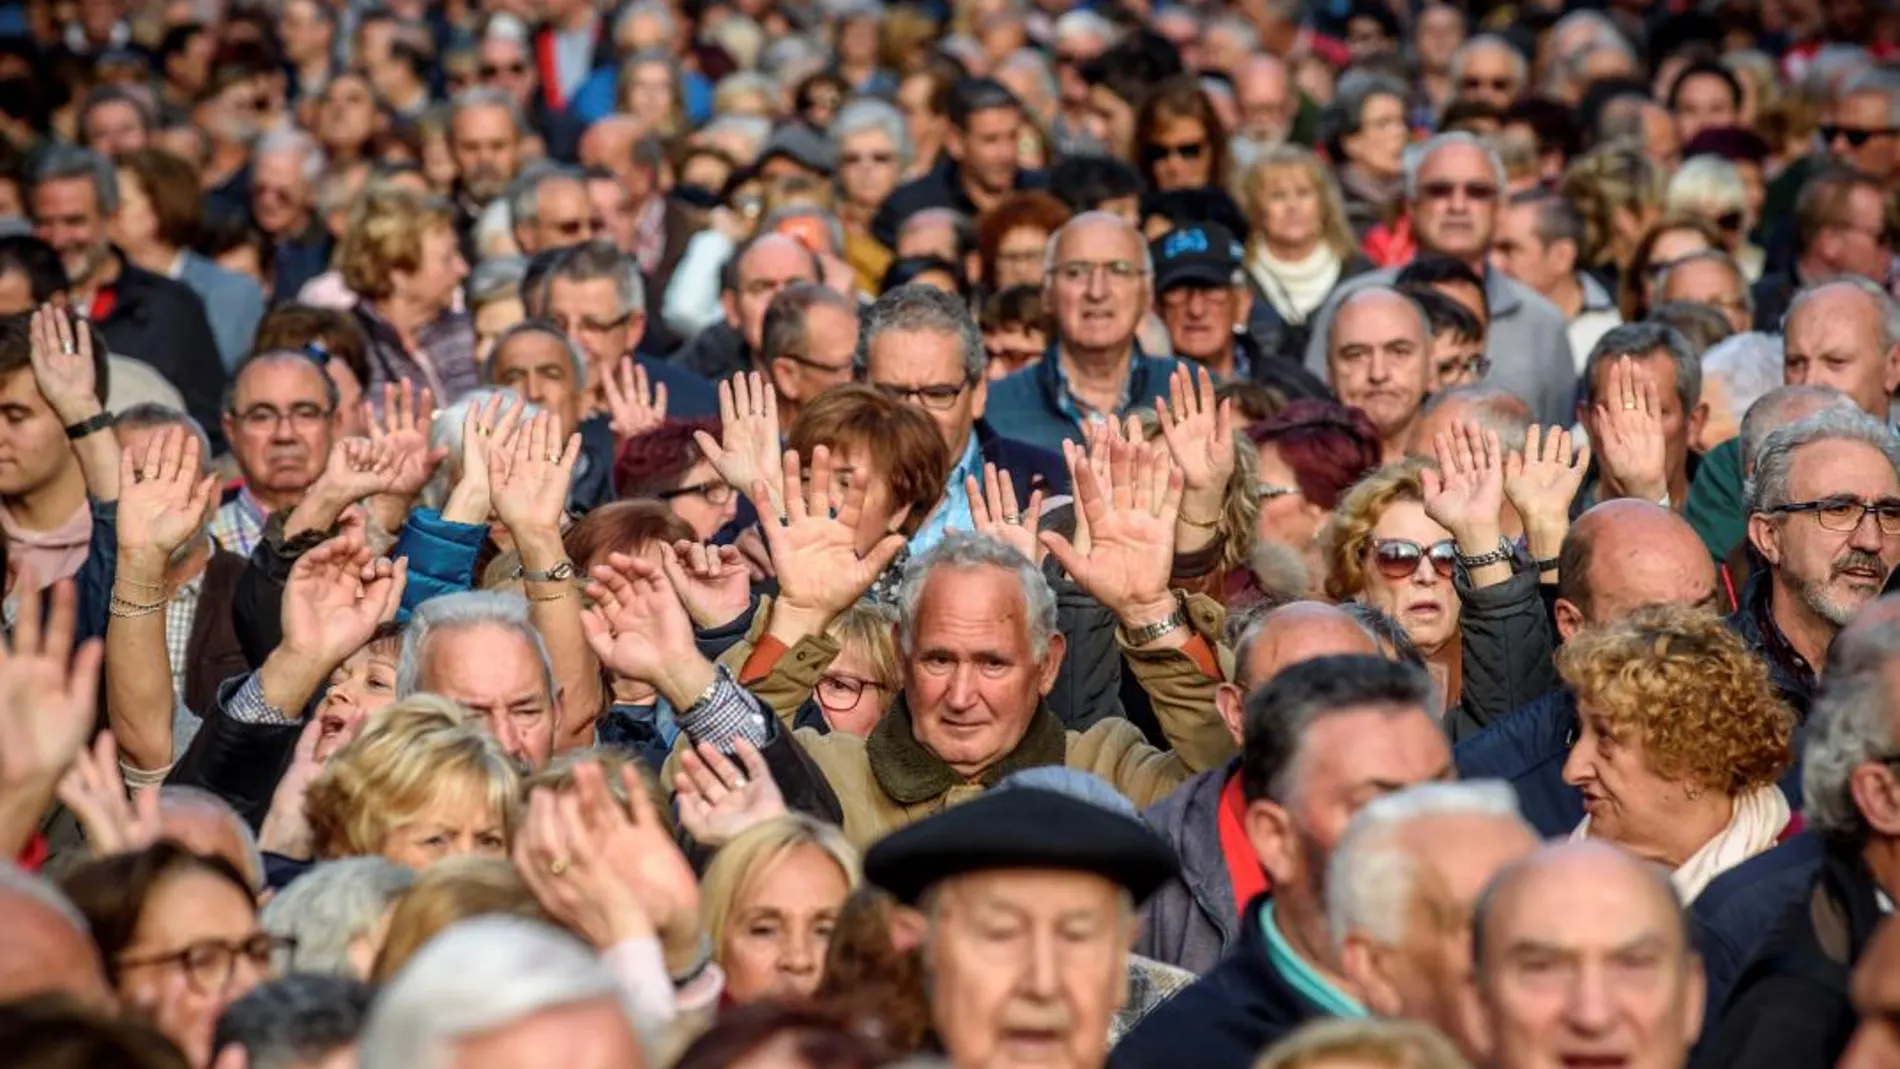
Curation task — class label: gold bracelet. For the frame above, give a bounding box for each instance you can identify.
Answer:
[1178,512,1222,530]
[108,595,166,618]
[526,588,569,603]
[114,575,166,592]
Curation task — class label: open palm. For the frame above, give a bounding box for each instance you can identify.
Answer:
[762,446,905,622]
[1504,425,1590,528]
[118,427,218,560]
[1421,423,1505,544]
[1040,437,1182,620]
[694,372,784,509]
[580,554,697,685]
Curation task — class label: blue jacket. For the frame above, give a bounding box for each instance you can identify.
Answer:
[639,352,719,418]
[1453,687,1585,837]
[985,348,1186,455]
[176,251,265,374]
[1691,831,1826,1033]
[975,419,1069,496]
[393,507,486,616]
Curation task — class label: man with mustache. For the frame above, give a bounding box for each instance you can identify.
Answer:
[1739,408,1900,717]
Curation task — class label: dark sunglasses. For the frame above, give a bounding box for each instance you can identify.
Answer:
[481,62,529,78]
[1460,77,1514,92]
[1369,538,1458,580]
[1714,211,1745,233]
[1144,141,1206,163]
[1419,180,1498,203]
[1823,124,1900,148]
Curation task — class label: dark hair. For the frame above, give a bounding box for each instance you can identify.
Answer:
[116,148,204,251]
[562,499,695,570]
[1682,124,1770,164]
[253,304,372,387]
[0,235,70,303]
[211,975,374,1069]
[1396,255,1487,310]
[78,87,156,145]
[1078,30,1185,107]
[1403,285,1485,345]
[1139,186,1248,239]
[1667,60,1742,114]
[613,417,719,496]
[880,254,968,298]
[1239,654,1437,803]
[1794,166,1884,257]
[156,23,210,70]
[195,213,276,280]
[947,77,1021,130]
[813,885,930,1051]
[1047,154,1146,214]
[0,995,191,1069]
[1244,399,1383,510]
[1439,97,1505,133]
[1135,75,1230,189]
[0,311,107,402]
[59,842,256,986]
[672,1001,890,1069]
[1501,95,1581,164]
[979,283,1046,333]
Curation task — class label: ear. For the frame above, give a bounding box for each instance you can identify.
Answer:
[1747,512,1782,567]
[626,311,647,351]
[1243,797,1299,884]
[1340,936,1403,1017]
[890,905,928,953]
[1232,284,1253,328]
[1849,764,1900,837]
[1553,597,1584,643]
[766,355,798,400]
[1459,974,1498,1065]
[220,411,238,444]
[721,288,741,330]
[1550,237,1578,276]
[1884,342,1900,397]
[1215,681,1245,746]
[1687,400,1709,452]
[969,373,988,421]
[1036,630,1068,695]
[945,124,967,163]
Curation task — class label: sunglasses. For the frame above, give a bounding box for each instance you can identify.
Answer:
[1419,180,1498,203]
[1460,77,1514,92]
[1714,211,1745,233]
[1369,538,1458,580]
[1145,141,1206,163]
[481,62,529,78]
[1823,124,1900,148]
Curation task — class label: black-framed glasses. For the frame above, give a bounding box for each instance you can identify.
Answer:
[234,402,332,431]
[1713,211,1746,233]
[875,380,969,411]
[117,933,292,995]
[816,674,887,708]
[1824,124,1900,147]
[1765,497,1900,535]
[1419,180,1498,203]
[481,62,529,78]
[1369,538,1458,580]
[658,480,736,506]
[1459,77,1514,92]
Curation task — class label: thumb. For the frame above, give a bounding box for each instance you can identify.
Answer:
[862,533,906,578]
[1039,530,1082,576]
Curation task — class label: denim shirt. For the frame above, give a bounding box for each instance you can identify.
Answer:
[908,432,984,557]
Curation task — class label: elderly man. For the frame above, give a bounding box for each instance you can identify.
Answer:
[1137,602,1381,974]
[988,212,1187,452]
[1449,34,1526,111]
[1659,249,1754,335]
[250,129,324,262]
[1574,323,1708,513]
[856,284,1065,555]
[1112,656,1454,1067]
[358,917,643,1069]
[1471,842,1704,1069]
[211,352,339,559]
[213,974,375,1069]
[537,240,716,423]
[1150,221,1328,404]
[79,86,154,156]
[1305,134,1575,426]
[397,591,564,769]
[1491,191,1622,370]
[865,784,1177,1069]
[508,166,602,256]
[482,320,619,513]
[759,282,859,426]
[873,78,1048,249]
[1329,782,1540,1061]
[449,88,526,243]
[672,233,821,384]
[1755,169,1894,327]
[1231,55,1294,163]
[0,866,112,1006]
[1323,286,1433,461]
[1827,68,1900,186]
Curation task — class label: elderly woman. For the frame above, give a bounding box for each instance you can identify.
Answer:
[1321,460,1464,709]
[1559,145,1666,292]
[976,190,1071,292]
[784,385,951,562]
[1319,70,1411,241]
[830,99,910,290]
[1238,146,1373,362]
[1135,76,1229,194]
[62,843,283,1067]
[1247,401,1384,599]
[702,815,861,1005]
[1665,155,1763,280]
[339,183,477,401]
[259,857,415,979]
[613,417,736,540]
[304,697,523,870]
[1558,605,1795,901]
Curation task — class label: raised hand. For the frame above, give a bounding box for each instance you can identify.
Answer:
[56,732,163,857]
[580,553,699,687]
[601,356,667,440]
[658,540,753,629]
[1155,365,1237,526]
[1593,356,1669,504]
[513,775,655,949]
[694,372,784,510]
[674,738,787,848]
[117,426,219,566]
[28,304,100,423]
[280,535,408,668]
[313,437,402,504]
[1421,422,1506,549]
[489,410,581,536]
[442,392,526,525]
[0,579,103,797]
[365,380,446,501]
[759,446,906,632]
[1040,434,1183,625]
[258,717,326,859]
[964,462,1045,565]
[1504,425,1591,532]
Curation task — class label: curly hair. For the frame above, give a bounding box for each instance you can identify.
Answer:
[336,183,457,301]
[1556,604,1794,797]
[1317,458,1430,603]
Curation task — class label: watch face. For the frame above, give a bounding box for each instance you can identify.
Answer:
[549,561,576,580]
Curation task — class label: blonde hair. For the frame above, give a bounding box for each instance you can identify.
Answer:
[1237,145,1358,263]
[1318,458,1430,602]
[369,857,548,982]
[522,750,675,839]
[825,602,900,692]
[701,815,861,955]
[1254,1018,1473,1069]
[305,696,524,862]
[1665,155,1747,222]
[337,183,458,301]
[1559,143,1667,270]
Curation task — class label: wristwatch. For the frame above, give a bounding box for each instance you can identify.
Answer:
[1124,598,1188,647]
[516,560,577,583]
[1456,537,1515,571]
[64,411,113,441]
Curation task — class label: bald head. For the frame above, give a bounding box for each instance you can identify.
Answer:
[1557,500,1717,639]
[1409,385,1534,458]
[1475,841,1689,970]
[577,115,641,172]
[0,865,112,1008]
[159,787,262,891]
[1220,601,1381,744]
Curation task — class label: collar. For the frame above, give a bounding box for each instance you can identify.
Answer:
[1260,901,1368,1019]
[1578,271,1617,313]
[1742,572,1818,697]
[1482,266,1523,317]
[864,693,1067,805]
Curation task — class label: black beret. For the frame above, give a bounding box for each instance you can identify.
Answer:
[863,788,1181,907]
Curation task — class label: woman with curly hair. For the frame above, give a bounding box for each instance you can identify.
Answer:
[1557,603,1796,901]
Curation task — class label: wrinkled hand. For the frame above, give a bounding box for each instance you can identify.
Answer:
[1040,434,1183,623]
[1593,356,1669,503]
[1156,366,1237,519]
[964,463,1045,565]
[0,579,103,791]
[56,732,162,857]
[659,541,752,629]
[514,772,653,949]
[602,356,667,440]
[695,372,784,510]
[314,437,402,503]
[365,380,446,500]
[489,411,581,536]
[1421,422,1506,547]
[444,392,527,524]
[580,554,699,686]
[281,535,408,668]
[1504,425,1591,529]
[675,738,786,848]
[117,426,219,562]
[760,446,906,625]
[28,304,100,423]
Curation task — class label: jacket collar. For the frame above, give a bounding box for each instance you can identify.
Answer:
[865,693,1067,805]
[1729,571,1817,706]
[1483,265,1522,317]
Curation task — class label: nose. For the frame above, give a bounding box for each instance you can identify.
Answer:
[782,929,819,977]
[1366,350,1391,382]
[1850,510,1888,551]
[1085,266,1111,300]
[944,663,981,710]
[1024,926,1062,999]
[1563,963,1618,1037]
[1560,733,1592,787]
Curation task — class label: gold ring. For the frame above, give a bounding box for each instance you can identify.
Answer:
[546,453,561,463]
[1622,402,1638,410]
[549,858,568,876]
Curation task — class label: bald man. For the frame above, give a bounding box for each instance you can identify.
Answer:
[1136,602,1382,973]
[0,865,113,1008]
[1457,501,1720,835]
[1324,286,1434,461]
[1468,842,1704,1069]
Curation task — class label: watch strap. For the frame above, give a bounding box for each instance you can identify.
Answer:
[64,411,114,441]
[516,560,576,583]
[1455,537,1514,570]
[1123,601,1188,647]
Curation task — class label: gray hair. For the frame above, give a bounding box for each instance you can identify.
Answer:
[996,49,1058,109]
[829,98,913,173]
[1579,321,1701,415]
[1654,247,1753,319]
[855,283,985,382]
[0,861,89,933]
[468,255,528,309]
[1703,332,1786,440]
[1339,602,1426,667]
[158,785,265,890]
[1204,13,1260,53]
[1666,155,1747,218]
[421,388,541,509]
[539,239,646,317]
[1241,655,1439,805]
[1326,781,1526,948]
[759,281,858,366]
[1805,599,1900,839]
[896,531,1058,660]
[1738,385,1855,476]
[449,85,526,135]
[113,403,213,470]
[1784,277,1900,352]
[760,34,827,87]
[214,973,376,1069]
[1051,9,1118,48]
[484,317,588,386]
[1842,65,1900,128]
[1403,131,1507,201]
[31,143,119,216]
[1419,384,1533,455]
[358,917,638,1069]
[1323,70,1409,152]
[506,161,583,229]
[397,590,557,702]
[697,114,773,162]
[261,857,417,977]
[256,127,327,187]
[1746,407,1900,514]
[614,0,676,46]
[1042,210,1154,279]
[1448,34,1527,92]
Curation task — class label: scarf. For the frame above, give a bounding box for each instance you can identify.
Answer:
[1570,784,1789,903]
[866,695,1068,805]
[1248,244,1344,324]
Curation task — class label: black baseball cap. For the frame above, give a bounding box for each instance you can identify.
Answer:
[1150,222,1245,294]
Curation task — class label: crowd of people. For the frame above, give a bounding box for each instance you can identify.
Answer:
[2,0,1900,1067]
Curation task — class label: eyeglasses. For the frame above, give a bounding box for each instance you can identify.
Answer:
[816,674,887,708]
[775,351,854,375]
[550,312,632,336]
[118,934,293,996]
[1459,77,1515,92]
[1765,497,1900,535]
[1418,180,1498,203]
[1368,537,1458,580]
[481,62,529,78]
[1435,352,1491,381]
[1052,259,1147,285]
[548,217,606,238]
[1823,124,1900,147]
[235,402,332,431]
[658,480,736,506]
[841,151,896,167]
[1144,141,1207,163]
[876,380,970,411]
[1257,482,1299,501]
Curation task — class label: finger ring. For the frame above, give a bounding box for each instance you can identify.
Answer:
[478,426,491,437]
[60,343,74,356]
[546,453,560,463]
[777,513,790,525]
[1003,513,1022,525]
[730,775,748,788]
[549,858,568,876]
[1622,402,1638,410]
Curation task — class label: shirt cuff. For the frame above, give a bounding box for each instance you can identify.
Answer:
[673,665,771,746]
[224,672,300,726]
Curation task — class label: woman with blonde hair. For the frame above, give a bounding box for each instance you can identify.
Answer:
[1236,145,1373,362]
[701,815,861,1005]
[1665,155,1763,279]
[807,602,901,736]
[369,857,547,982]
[304,695,523,870]
[338,182,476,399]
[1255,1018,1472,1069]
[1559,143,1666,286]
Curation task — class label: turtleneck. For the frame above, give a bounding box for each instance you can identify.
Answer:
[1248,243,1343,323]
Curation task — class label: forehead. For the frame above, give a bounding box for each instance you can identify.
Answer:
[1054,220,1141,261]
[1590,524,1716,600]
[740,238,816,282]
[1590,347,1679,396]
[493,333,572,371]
[1372,498,1451,542]
[1666,258,1740,293]
[1789,288,1881,345]
[1787,438,1900,499]
[454,104,516,139]
[914,565,1033,642]
[480,36,526,61]
[939,867,1124,918]
[236,356,328,402]
[1419,144,1491,182]
[1464,44,1515,72]
[424,621,546,686]
[1335,292,1424,344]
[1411,814,1539,899]
[537,178,589,210]
[843,126,894,150]
[1298,705,1450,787]
[1487,855,1683,954]
[32,176,98,211]
[547,275,621,313]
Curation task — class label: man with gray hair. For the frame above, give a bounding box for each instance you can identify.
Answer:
[1449,33,1527,110]
[1575,322,1707,512]
[855,283,1065,555]
[357,916,644,1069]
[1305,134,1576,426]
[1324,286,1434,460]
[508,165,603,256]
[1114,654,1454,1067]
[27,144,223,438]
[1659,248,1755,335]
[1491,191,1622,367]
[1698,332,1788,453]
[449,87,527,234]
[213,973,376,1069]
[1050,11,1119,156]
[1328,781,1539,1061]
[759,280,859,425]
[398,590,564,768]
[1829,66,1900,183]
